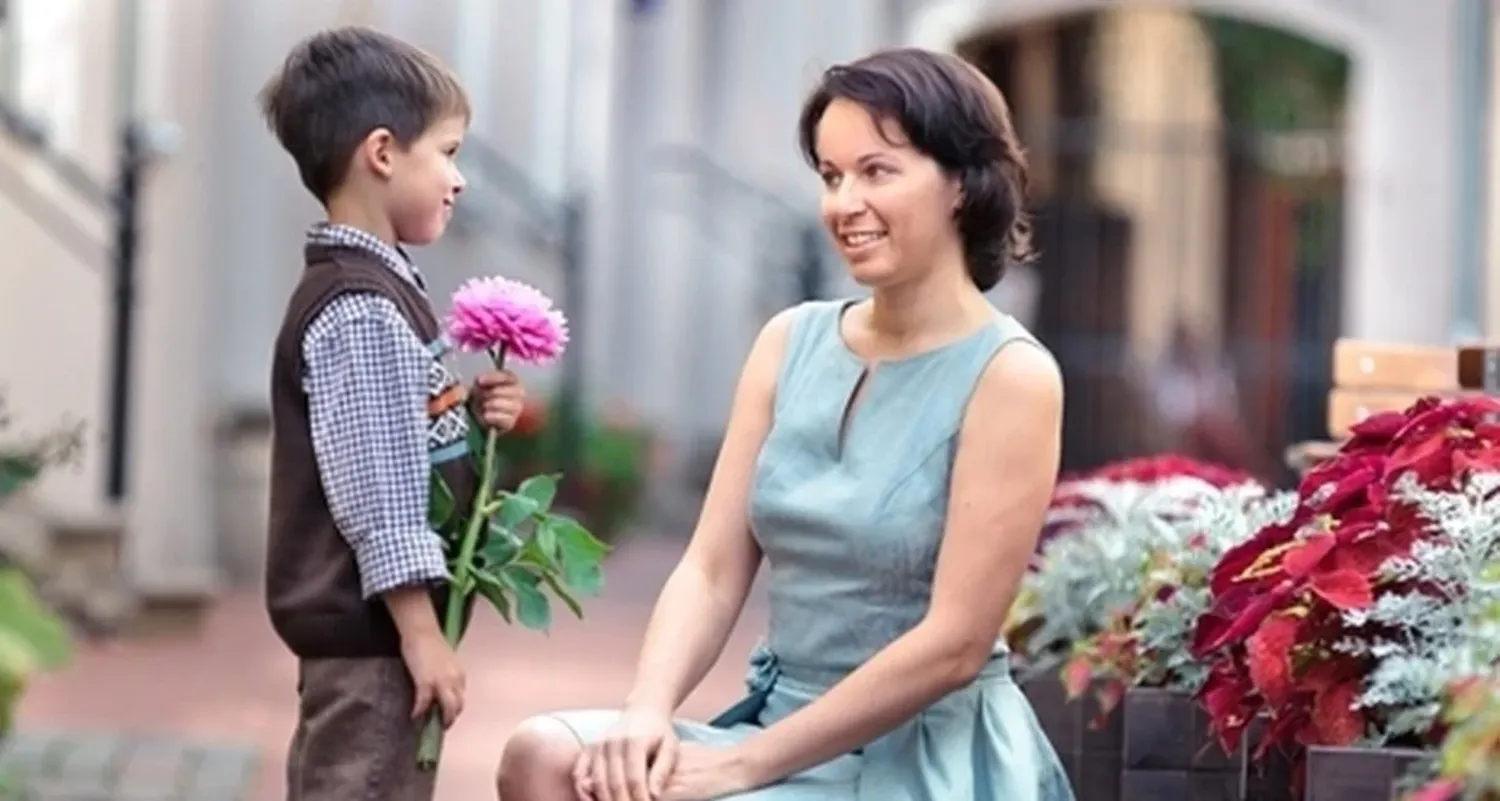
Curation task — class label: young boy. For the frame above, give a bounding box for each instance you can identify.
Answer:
[258,27,523,800]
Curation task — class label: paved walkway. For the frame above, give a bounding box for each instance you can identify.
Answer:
[15,535,770,800]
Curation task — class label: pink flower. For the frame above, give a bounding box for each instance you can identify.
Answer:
[445,276,569,365]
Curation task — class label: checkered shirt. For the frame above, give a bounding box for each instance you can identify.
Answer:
[300,222,450,598]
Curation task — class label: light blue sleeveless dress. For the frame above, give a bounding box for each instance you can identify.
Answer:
[550,299,1074,800]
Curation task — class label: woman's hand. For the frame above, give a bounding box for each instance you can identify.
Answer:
[658,743,759,801]
[575,708,680,801]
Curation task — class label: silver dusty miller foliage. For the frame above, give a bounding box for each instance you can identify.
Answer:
[1015,475,1294,688]
[1333,470,1500,745]
[1132,486,1299,692]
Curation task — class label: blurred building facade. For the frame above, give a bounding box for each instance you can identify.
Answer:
[0,0,1487,617]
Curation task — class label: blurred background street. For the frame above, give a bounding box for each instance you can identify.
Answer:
[16,535,770,800]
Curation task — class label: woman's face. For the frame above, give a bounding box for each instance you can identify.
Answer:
[814,98,962,288]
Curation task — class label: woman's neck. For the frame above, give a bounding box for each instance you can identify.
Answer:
[866,267,989,346]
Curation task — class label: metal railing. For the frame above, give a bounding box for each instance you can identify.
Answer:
[0,102,110,265]
[648,143,832,313]
[0,98,152,505]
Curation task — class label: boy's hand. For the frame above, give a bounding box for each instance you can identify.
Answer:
[402,631,466,727]
[473,370,525,433]
[384,586,465,727]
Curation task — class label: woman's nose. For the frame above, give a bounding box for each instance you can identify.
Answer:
[827,182,865,216]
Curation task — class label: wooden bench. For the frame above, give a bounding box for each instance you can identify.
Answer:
[1284,338,1499,475]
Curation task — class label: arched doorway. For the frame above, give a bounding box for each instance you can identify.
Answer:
[948,6,1354,483]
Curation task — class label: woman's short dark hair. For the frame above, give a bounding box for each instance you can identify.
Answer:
[797,48,1034,291]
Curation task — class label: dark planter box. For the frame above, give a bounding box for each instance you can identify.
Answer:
[1119,688,1297,801]
[1239,726,1299,801]
[1121,688,1239,801]
[1304,745,1431,801]
[1021,676,1124,801]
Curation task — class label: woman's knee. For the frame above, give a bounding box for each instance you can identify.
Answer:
[497,715,581,797]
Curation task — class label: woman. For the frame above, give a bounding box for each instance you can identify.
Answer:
[496,48,1072,801]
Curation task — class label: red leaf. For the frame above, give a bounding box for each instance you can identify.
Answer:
[1330,514,1378,544]
[1281,534,1336,579]
[1199,669,1257,753]
[1300,657,1357,694]
[1348,406,1414,441]
[1094,679,1126,720]
[1061,658,1092,700]
[1309,569,1374,611]
[1246,614,1298,706]
[1332,533,1408,576]
[1210,519,1299,595]
[1387,429,1452,478]
[1405,779,1463,801]
[1305,463,1380,516]
[1274,707,1314,752]
[1193,589,1283,654]
[1455,445,1500,478]
[1311,681,1365,745]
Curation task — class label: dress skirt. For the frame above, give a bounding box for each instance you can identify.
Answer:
[548,648,1075,801]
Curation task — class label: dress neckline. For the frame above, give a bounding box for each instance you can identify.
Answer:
[832,298,1003,368]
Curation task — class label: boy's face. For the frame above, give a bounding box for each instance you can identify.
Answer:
[386,115,468,246]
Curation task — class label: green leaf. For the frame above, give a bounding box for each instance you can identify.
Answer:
[550,515,610,562]
[428,472,456,533]
[0,455,40,499]
[548,516,610,595]
[564,561,604,598]
[539,570,585,619]
[518,535,563,575]
[516,474,560,515]
[496,493,541,529]
[478,523,521,568]
[535,517,559,562]
[472,570,513,624]
[499,567,552,632]
[0,569,70,670]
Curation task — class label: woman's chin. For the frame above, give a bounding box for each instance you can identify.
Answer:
[845,261,899,288]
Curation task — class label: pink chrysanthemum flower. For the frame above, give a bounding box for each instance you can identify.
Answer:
[445,276,569,365]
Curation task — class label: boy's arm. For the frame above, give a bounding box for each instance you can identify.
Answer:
[301,293,448,600]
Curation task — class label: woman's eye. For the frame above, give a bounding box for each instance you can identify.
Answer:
[820,171,841,188]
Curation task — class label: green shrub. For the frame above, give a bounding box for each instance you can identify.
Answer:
[0,394,78,739]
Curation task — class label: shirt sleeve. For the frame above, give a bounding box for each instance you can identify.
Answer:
[300,293,449,598]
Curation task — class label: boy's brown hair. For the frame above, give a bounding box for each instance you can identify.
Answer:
[259,26,470,203]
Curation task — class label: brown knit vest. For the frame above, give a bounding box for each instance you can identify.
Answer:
[265,243,480,659]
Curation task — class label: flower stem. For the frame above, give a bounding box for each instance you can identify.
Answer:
[417,347,506,771]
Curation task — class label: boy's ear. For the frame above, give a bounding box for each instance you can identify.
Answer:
[358,127,398,181]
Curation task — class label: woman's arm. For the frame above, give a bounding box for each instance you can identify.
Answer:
[621,308,797,717]
[733,341,1064,786]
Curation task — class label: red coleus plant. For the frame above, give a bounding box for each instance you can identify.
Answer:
[1190,396,1500,759]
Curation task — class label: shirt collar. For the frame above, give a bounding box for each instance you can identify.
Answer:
[305,222,426,291]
